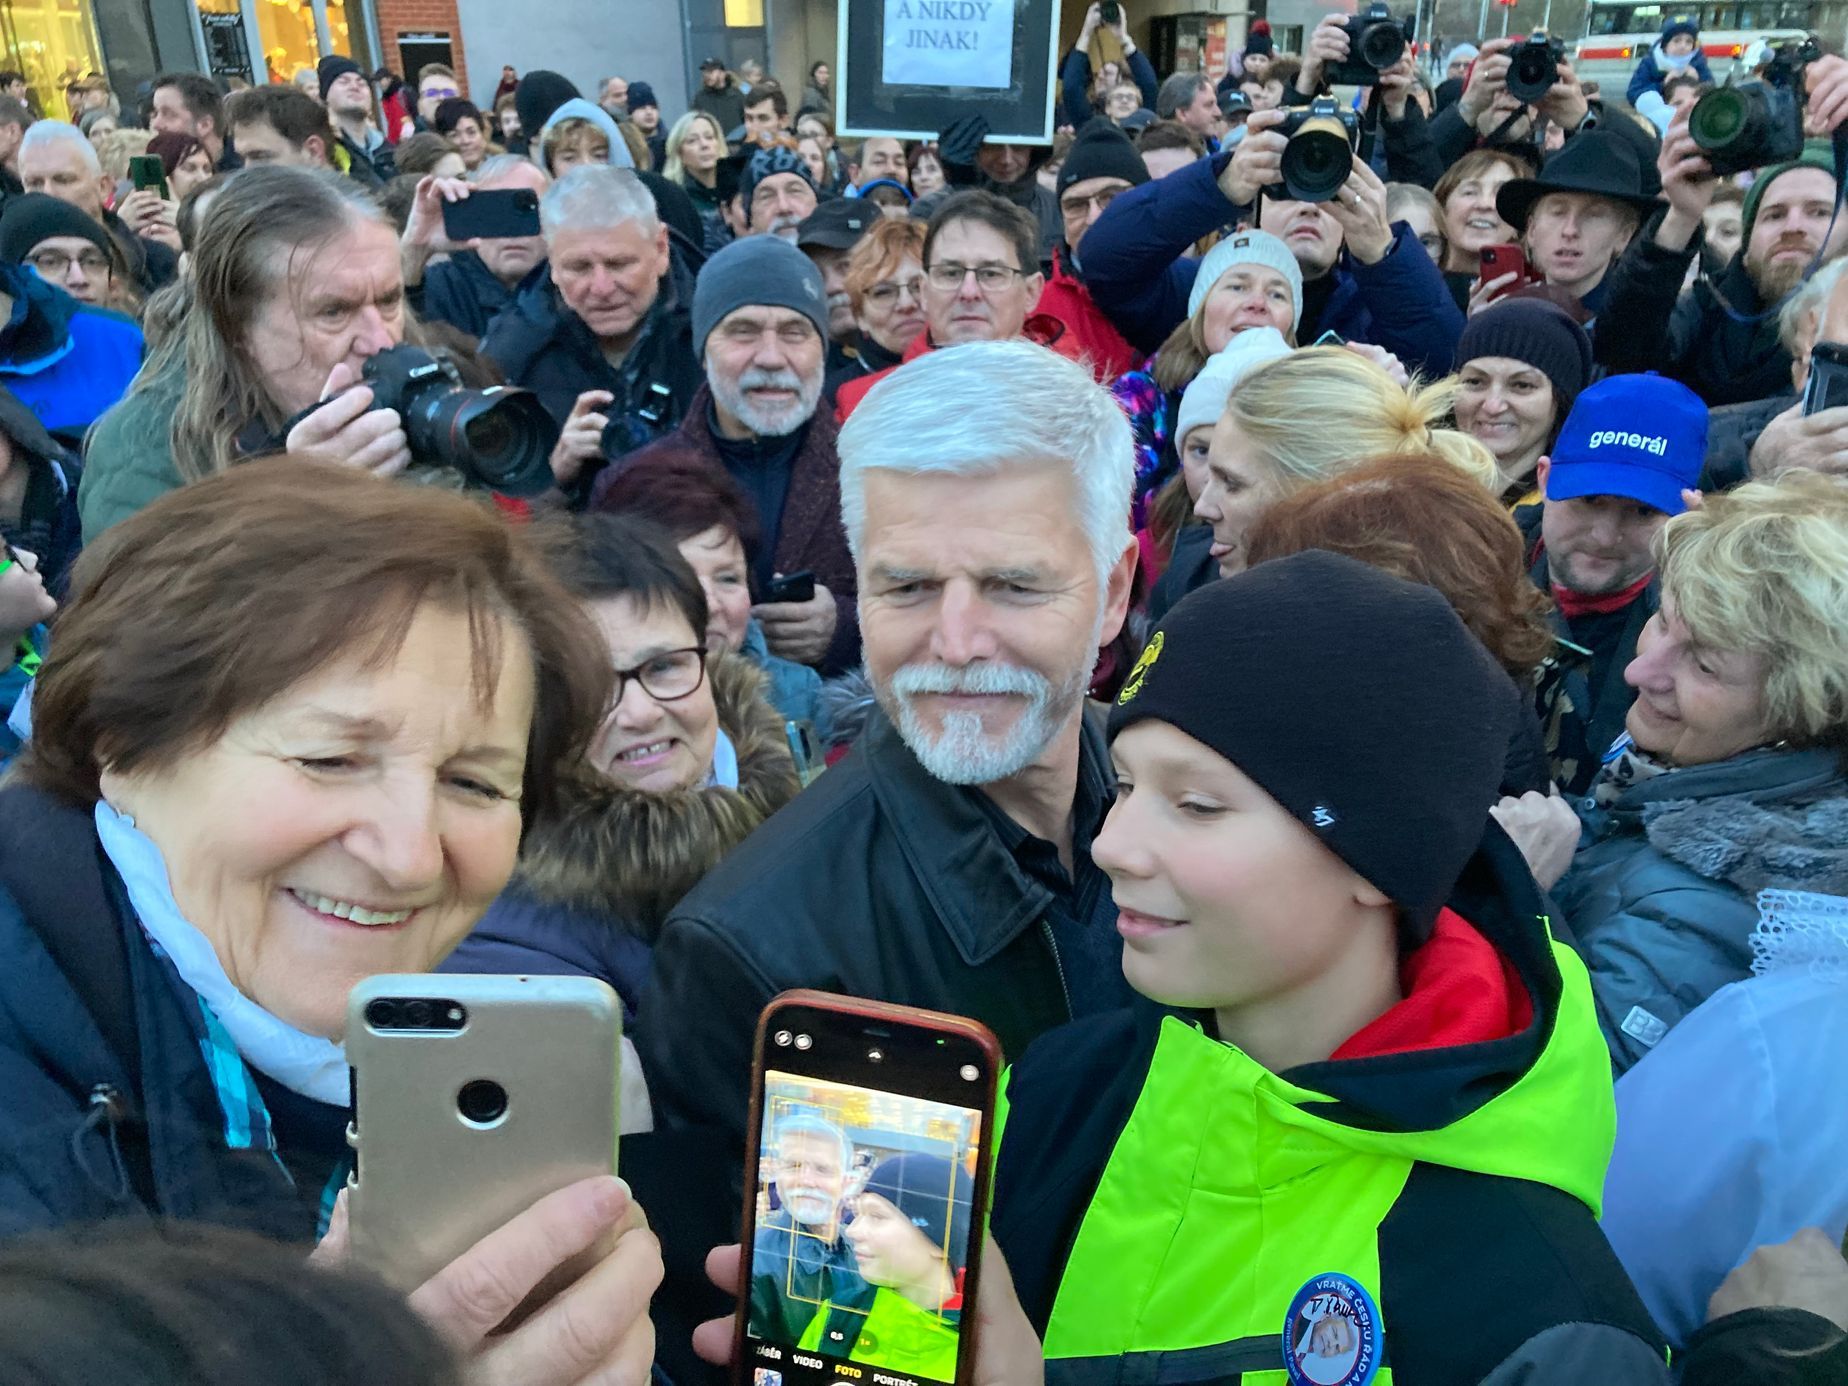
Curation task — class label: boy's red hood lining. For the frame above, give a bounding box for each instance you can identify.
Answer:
[1330,908,1534,1063]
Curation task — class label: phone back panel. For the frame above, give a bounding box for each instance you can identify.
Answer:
[345,973,620,1293]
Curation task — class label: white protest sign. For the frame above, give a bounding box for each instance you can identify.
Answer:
[881,0,1015,90]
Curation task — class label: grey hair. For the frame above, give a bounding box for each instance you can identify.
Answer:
[21,120,100,176]
[475,153,547,188]
[1155,71,1210,119]
[540,163,658,241]
[837,341,1135,587]
[1780,256,1848,358]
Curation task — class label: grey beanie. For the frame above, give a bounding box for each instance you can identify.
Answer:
[692,236,829,357]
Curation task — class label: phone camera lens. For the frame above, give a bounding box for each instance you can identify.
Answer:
[404,1000,433,1029]
[457,1078,508,1126]
[364,999,398,1029]
[960,1064,980,1082]
[773,1029,793,1047]
[794,1033,812,1051]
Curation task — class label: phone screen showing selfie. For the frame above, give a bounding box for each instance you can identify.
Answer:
[742,1001,995,1386]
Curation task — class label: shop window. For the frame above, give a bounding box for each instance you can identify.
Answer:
[0,0,104,115]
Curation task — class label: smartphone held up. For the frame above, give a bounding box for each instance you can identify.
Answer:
[735,993,1001,1386]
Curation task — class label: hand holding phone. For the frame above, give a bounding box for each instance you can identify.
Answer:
[761,569,816,605]
[1803,341,1848,416]
[441,187,542,243]
[127,153,169,201]
[731,993,1001,1386]
[1475,244,1538,307]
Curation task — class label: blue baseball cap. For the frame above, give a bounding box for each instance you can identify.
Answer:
[1546,373,1708,516]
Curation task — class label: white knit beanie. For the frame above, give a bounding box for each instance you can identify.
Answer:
[1445,43,1480,71]
[1187,229,1304,333]
[1174,327,1293,445]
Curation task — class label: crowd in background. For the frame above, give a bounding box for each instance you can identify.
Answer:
[0,4,1846,1382]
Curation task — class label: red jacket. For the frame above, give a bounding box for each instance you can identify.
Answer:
[834,314,1075,422]
[1032,245,1140,383]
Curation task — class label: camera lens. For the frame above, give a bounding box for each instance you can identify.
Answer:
[1506,45,1559,105]
[868,1047,884,1063]
[457,1078,509,1125]
[794,1033,813,1051]
[1281,122,1354,202]
[404,1000,433,1029]
[417,389,558,497]
[774,1029,793,1047]
[1357,21,1404,70]
[960,1064,980,1082]
[364,999,398,1029]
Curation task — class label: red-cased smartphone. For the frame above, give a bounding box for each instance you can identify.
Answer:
[732,991,1003,1386]
[1478,243,1536,301]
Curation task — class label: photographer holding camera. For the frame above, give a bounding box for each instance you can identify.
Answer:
[1080,104,1464,376]
[1593,52,1848,406]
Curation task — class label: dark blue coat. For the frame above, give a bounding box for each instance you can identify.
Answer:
[0,783,308,1241]
[440,885,654,1022]
[1080,150,1466,377]
[413,250,539,341]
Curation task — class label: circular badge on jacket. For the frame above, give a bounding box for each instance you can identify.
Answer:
[1281,1272,1382,1386]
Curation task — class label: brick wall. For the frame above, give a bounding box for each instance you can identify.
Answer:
[373,0,468,93]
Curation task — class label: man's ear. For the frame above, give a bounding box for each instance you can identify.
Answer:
[304,134,328,166]
[1536,455,1552,497]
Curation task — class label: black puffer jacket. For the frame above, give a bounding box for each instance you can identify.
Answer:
[480,253,701,505]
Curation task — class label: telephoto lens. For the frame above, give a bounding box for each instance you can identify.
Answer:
[1280,98,1359,203]
[1688,81,1806,177]
[361,345,561,497]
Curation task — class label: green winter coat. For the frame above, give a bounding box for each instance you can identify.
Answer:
[78,365,185,540]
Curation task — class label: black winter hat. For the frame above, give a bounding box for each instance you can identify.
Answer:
[1057,122,1150,198]
[1246,31,1275,57]
[317,55,363,102]
[739,143,817,221]
[1496,128,1663,232]
[626,81,659,113]
[863,1154,975,1274]
[514,70,581,148]
[1109,551,1514,939]
[1454,298,1594,417]
[0,193,112,267]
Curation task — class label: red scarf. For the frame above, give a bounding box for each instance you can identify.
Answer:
[1551,571,1651,620]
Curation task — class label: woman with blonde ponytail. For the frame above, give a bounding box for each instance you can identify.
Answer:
[1191,347,1498,578]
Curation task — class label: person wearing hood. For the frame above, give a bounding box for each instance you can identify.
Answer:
[0,250,140,450]
[1595,114,1848,405]
[1627,15,1714,107]
[1036,123,1147,383]
[1531,471,1848,1074]
[482,163,700,506]
[991,548,1669,1382]
[920,114,1062,265]
[441,513,801,1032]
[537,97,634,175]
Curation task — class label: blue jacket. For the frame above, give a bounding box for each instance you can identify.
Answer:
[440,884,655,1021]
[412,249,536,341]
[1556,744,1848,1075]
[0,263,142,444]
[0,783,311,1241]
[1080,151,1465,376]
[1627,45,1714,106]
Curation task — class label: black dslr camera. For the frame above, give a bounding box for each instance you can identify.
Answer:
[1327,3,1410,88]
[360,346,558,497]
[1689,37,1821,178]
[1506,31,1567,104]
[1278,97,1361,202]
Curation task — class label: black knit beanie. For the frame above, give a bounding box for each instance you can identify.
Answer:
[317,54,362,102]
[0,194,112,267]
[514,70,580,147]
[1057,122,1150,198]
[1454,298,1593,416]
[863,1153,974,1274]
[1109,550,1514,940]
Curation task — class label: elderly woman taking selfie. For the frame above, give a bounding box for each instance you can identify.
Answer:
[1508,472,1848,1075]
[0,463,660,1385]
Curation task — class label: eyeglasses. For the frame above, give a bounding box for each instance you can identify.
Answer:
[1059,186,1125,218]
[423,85,459,100]
[613,647,707,704]
[925,262,1026,293]
[28,249,110,278]
[864,276,924,306]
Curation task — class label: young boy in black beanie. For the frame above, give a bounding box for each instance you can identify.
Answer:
[990,550,1666,1385]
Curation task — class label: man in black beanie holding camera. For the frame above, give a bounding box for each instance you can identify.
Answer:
[1036,121,1148,381]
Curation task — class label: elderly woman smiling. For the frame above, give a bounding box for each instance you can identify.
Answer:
[0,463,664,1385]
[1538,471,1848,1074]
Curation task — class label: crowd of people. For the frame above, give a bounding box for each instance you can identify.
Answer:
[0,7,1846,1382]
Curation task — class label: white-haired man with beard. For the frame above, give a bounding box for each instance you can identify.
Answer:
[748,1114,866,1345]
[741,143,820,244]
[592,234,861,673]
[637,340,1138,1173]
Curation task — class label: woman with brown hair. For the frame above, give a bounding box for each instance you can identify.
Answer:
[1432,147,1532,309]
[828,215,928,404]
[1246,450,1554,794]
[0,461,661,1383]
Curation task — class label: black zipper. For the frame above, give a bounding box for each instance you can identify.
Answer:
[1040,918,1074,1019]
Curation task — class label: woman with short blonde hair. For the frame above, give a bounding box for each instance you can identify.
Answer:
[1553,469,1848,1073]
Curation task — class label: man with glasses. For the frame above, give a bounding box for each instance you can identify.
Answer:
[591,236,859,674]
[415,63,460,127]
[0,195,114,309]
[835,191,1047,420]
[1036,124,1148,382]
